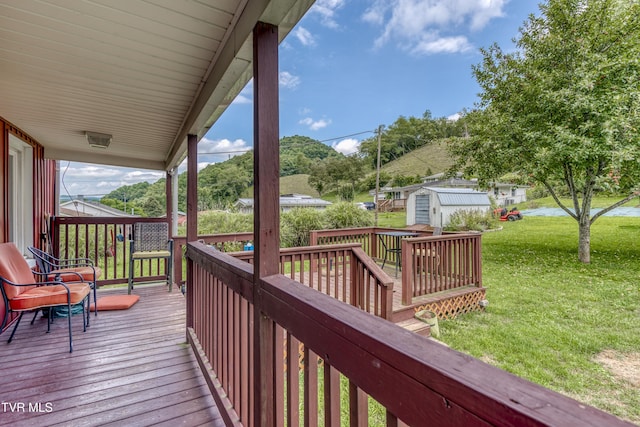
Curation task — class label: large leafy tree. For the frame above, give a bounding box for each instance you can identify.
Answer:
[449,0,640,263]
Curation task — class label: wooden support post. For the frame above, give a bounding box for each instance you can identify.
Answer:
[252,21,280,427]
[186,133,198,331]
[186,134,198,244]
[165,170,174,292]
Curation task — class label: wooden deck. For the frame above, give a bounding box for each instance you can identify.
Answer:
[0,284,224,427]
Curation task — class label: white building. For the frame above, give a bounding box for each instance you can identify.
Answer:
[235,194,331,214]
[59,199,139,217]
[406,187,491,228]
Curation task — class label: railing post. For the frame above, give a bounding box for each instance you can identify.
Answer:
[475,234,482,287]
[401,239,412,306]
[186,249,194,330]
[370,228,378,259]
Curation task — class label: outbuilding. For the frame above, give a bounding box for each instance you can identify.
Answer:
[406,187,491,228]
[236,194,331,214]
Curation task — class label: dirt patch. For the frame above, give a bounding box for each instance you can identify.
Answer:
[594,350,640,387]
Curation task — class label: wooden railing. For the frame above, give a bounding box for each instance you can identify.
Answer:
[51,216,170,286]
[231,243,394,319]
[185,241,628,427]
[173,232,254,288]
[51,217,478,309]
[310,226,432,262]
[401,233,482,305]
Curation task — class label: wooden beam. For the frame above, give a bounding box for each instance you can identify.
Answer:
[187,134,198,243]
[186,134,198,331]
[252,21,279,427]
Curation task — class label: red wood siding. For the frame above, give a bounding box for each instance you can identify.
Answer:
[0,117,56,332]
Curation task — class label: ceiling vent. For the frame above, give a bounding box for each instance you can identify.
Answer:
[85,131,112,148]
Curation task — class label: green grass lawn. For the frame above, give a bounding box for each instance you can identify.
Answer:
[439,216,640,423]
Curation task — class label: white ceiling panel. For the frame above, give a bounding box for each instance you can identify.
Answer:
[0,0,315,170]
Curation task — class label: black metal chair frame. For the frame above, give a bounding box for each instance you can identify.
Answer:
[0,272,89,353]
[28,246,99,319]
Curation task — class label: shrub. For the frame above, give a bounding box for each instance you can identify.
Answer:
[192,211,253,235]
[445,209,498,232]
[280,208,325,248]
[323,202,374,230]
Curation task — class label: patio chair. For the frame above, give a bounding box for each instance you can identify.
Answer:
[0,243,91,352]
[128,222,173,294]
[28,246,101,318]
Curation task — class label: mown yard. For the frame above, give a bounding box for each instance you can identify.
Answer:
[438,216,640,423]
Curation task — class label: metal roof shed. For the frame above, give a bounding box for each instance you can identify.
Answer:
[406,187,491,228]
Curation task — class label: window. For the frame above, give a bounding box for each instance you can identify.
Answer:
[8,134,33,255]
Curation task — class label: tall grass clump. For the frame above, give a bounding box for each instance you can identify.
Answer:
[281,203,374,248]
[323,202,374,229]
[445,209,498,232]
[281,208,325,247]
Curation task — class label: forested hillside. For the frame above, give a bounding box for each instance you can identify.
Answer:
[101,110,463,216]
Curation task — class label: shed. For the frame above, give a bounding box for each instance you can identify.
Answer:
[406,187,491,228]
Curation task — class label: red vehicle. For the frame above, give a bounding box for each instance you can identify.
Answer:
[494,207,523,221]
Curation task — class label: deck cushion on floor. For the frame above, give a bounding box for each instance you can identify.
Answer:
[90,294,139,311]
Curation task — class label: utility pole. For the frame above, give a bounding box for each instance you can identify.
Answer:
[374,125,383,226]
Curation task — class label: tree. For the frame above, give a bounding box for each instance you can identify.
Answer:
[448,0,640,263]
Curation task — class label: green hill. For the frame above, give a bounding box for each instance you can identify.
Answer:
[244,174,319,198]
[380,140,453,177]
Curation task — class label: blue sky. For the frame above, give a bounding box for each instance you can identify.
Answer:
[62,0,540,197]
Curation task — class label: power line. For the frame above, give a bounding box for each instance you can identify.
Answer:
[318,130,376,143]
[196,129,376,155]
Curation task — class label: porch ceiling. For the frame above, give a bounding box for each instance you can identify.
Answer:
[0,0,314,171]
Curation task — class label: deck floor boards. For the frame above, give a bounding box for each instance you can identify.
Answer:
[0,284,224,427]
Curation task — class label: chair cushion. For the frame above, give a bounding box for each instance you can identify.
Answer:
[48,266,102,282]
[9,283,91,311]
[0,243,38,299]
[131,251,171,259]
[90,294,139,311]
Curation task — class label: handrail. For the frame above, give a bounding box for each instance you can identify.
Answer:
[185,241,628,427]
[230,243,394,319]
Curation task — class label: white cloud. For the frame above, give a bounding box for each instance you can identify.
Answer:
[364,0,507,54]
[309,0,346,29]
[279,71,300,89]
[59,162,165,197]
[299,117,331,131]
[198,137,251,155]
[447,112,462,121]
[412,35,472,54]
[294,27,316,46]
[332,138,360,155]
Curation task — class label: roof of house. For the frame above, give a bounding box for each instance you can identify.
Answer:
[423,187,491,207]
[237,195,332,208]
[59,200,139,217]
